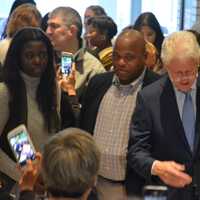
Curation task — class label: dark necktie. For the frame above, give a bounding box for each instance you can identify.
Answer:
[182,92,195,151]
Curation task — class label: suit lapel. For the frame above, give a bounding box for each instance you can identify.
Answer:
[160,77,192,156]
[142,69,160,88]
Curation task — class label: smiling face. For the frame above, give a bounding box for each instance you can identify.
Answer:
[85,25,105,48]
[20,40,48,77]
[113,31,146,85]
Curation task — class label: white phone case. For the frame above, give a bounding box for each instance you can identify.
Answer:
[7,124,36,165]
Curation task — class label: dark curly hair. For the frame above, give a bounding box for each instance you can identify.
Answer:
[86,15,117,40]
[3,27,60,132]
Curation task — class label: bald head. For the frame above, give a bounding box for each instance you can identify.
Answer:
[113,29,147,85]
[115,29,146,54]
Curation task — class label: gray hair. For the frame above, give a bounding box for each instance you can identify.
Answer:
[49,6,82,38]
[42,128,100,197]
[161,31,200,66]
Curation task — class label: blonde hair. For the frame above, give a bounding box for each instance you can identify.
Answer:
[161,31,200,66]
[6,3,41,37]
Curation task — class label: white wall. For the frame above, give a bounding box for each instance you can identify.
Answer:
[35,0,99,16]
[0,0,131,34]
[141,0,180,34]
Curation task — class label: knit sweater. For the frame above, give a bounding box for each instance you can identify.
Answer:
[0,72,61,180]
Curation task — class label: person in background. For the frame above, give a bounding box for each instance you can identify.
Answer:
[128,31,200,200]
[41,12,49,32]
[18,128,100,200]
[1,0,36,40]
[134,12,165,74]
[145,41,158,70]
[123,25,159,73]
[0,3,42,65]
[187,30,200,69]
[85,15,117,71]
[84,5,107,52]
[134,12,164,55]
[46,7,105,101]
[84,5,107,28]
[80,29,160,199]
[0,27,75,197]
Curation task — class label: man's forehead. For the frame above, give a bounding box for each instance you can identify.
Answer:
[168,56,198,64]
[113,49,136,55]
[114,36,146,54]
[116,33,145,47]
[166,57,198,71]
[48,16,63,25]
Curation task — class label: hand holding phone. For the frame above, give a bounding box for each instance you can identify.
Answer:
[61,52,73,76]
[19,152,42,191]
[7,124,36,166]
[59,54,76,95]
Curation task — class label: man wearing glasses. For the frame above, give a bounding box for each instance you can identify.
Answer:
[128,31,200,200]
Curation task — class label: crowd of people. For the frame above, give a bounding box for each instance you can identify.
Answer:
[0,0,200,200]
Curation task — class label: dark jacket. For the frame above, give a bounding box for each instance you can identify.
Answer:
[79,69,160,195]
[19,191,35,200]
[128,75,200,199]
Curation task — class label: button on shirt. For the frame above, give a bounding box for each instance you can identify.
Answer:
[93,70,145,181]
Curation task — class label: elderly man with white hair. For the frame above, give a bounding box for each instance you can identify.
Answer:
[128,31,200,200]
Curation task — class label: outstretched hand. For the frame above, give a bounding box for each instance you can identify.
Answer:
[152,160,192,188]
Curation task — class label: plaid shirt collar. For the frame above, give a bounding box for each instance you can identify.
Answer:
[112,68,146,90]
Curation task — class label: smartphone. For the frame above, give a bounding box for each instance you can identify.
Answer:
[143,185,168,200]
[61,52,73,76]
[7,124,36,166]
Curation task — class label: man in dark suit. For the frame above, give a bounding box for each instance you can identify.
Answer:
[80,29,160,199]
[128,31,200,200]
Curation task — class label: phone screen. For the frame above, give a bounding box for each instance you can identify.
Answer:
[143,186,167,200]
[61,54,73,76]
[8,130,35,166]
